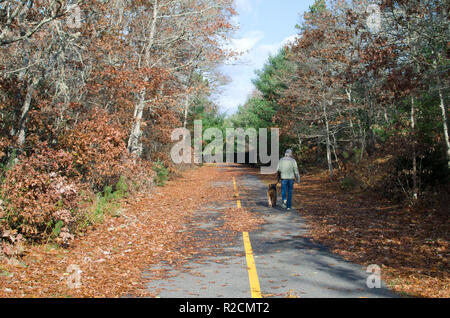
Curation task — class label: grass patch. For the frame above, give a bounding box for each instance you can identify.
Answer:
[45,243,60,252]
[152,160,169,186]
[85,176,129,225]
[340,176,359,191]
[0,266,12,277]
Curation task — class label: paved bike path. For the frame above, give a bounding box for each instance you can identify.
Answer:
[145,166,397,298]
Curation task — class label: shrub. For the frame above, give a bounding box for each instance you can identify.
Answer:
[60,109,129,191]
[341,176,359,191]
[338,132,450,203]
[121,158,155,193]
[87,176,130,224]
[152,160,169,186]
[0,143,82,245]
[0,229,25,260]
[0,137,10,163]
[0,110,158,246]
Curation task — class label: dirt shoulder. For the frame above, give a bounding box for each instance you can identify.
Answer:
[257,170,449,298]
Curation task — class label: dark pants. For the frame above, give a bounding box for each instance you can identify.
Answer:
[281,179,294,209]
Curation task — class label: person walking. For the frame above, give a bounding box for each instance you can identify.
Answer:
[277,149,300,210]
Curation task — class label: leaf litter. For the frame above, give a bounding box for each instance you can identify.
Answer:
[0,165,262,297]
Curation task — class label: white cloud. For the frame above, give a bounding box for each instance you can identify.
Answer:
[225,30,264,54]
[215,33,297,114]
[281,34,298,46]
[230,15,240,28]
[235,0,253,13]
[259,34,297,54]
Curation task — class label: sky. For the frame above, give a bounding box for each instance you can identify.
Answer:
[213,0,316,115]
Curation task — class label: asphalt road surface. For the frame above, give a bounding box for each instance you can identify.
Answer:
[145,164,397,298]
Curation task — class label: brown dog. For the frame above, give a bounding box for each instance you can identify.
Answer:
[267,184,277,207]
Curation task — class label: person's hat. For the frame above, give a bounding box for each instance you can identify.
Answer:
[285,149,293,157]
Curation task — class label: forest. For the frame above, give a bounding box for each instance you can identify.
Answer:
[0,0,236,247]
[0,0,448,299]
[230,0,449,207]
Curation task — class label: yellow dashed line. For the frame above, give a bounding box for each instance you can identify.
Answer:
[233,176,262,298]
[243,232,262,298]
[232,176,241,208]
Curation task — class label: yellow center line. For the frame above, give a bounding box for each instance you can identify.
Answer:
[243,232,262,298]
[232,176,262,298]
[232,176,241,208]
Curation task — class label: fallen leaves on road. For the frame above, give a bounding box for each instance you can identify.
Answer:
[258,171,449,298]
[221,207,266,233]
[0,165,250,298]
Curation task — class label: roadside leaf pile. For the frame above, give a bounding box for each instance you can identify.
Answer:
[286,172,449,298]
[0,166,239,297]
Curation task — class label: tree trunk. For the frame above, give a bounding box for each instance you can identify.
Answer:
[332,133,341,170]
[144,0,159,66]
[411,96,418,200]
[183,95,190,129]
[128,0,159,157]
[127,88,146,156]
[346,87,357,141]
[15,77,39,149]
[360,125,366,162]
[437,79,450,169]
[323,102,333,179]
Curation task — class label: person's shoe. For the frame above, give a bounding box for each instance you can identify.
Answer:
[287,208,291,211]
[282,200,287,209]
